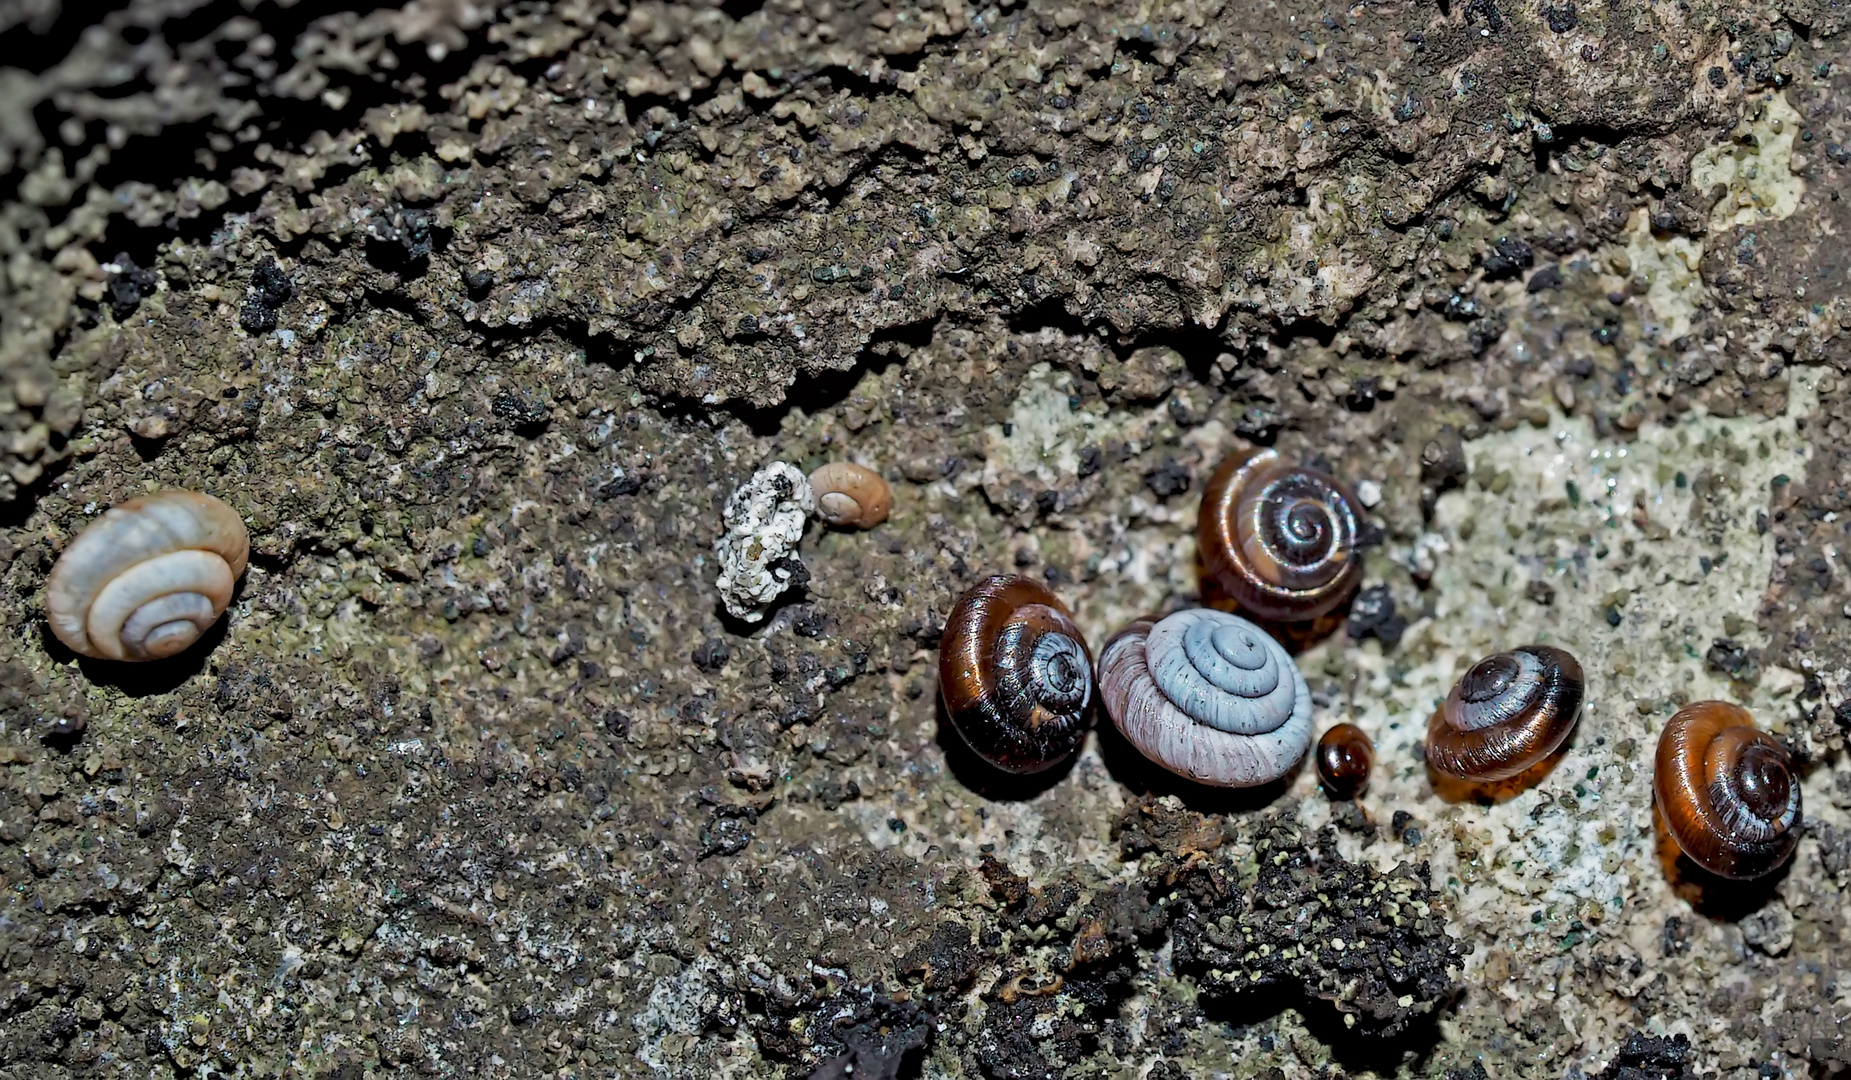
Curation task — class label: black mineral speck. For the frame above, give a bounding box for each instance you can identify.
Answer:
[105,252,160,319]
[1705,637,1754,679]
[699,814,752,857]
[1142,458,1191,498]
[1482,236,1534,279]
[239,257,294,332]
[1346,585,1407,649]
[1543,1,1579,31]
[1592,1032,1699,1080]
[692,638,732,673]
[366,205,435,270]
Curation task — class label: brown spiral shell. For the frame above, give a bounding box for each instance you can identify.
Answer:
[1198,447,1363,621]
[939,575,1094,774]
[1425,645,1584,781]
[1316,723,1373,800]
[1654,701,1801,881]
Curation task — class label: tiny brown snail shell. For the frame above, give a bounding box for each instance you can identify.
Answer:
[1198,446,1363,622]
[1655,701,1800,880]
[1425,645,1584,781]
[46,490,250,661]
[939,575,1094,774]
[1316,723,1373,800]
[809,461,892,529]
[1097,608,1311,787]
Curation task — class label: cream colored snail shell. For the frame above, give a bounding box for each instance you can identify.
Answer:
[45,491,250,661]
[809,461,891,529]
[1098,608,1312,787]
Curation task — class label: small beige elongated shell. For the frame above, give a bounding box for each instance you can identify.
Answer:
[45,491,250,661]
[809,461,892,529]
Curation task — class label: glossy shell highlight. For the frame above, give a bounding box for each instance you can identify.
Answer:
[46,491,250,661]
[1425,645,1584,781]
[939,575,1094,774]
[1098,608,1312,787]
[1316,723,1373,800]
[1654,701,1800,880]
[1198,446,1363,622]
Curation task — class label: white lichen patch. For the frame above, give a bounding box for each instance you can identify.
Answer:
[981,362,1101,497]
[1621,208,1705,345]
[1691,90,1806,230]
[713,461,813,622]
[1293,369,1824,1026]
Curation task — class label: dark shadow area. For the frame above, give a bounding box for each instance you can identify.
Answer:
[1426,732,1576,805]
[718,319,936,439]
[1194,987,1449,1076]
[933,692,1077,802]
[1651,801,1794,920]
[1,0,481,222]
[57,614,231,697]
[38,574,248,696]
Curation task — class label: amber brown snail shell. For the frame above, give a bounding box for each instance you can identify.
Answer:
[809,461,891,529]
[1425,645,1584,782]
[1654,701,1800,881]
[1316,723,1373,800]
[1198,447,1363,622]
[939,575,1094,774]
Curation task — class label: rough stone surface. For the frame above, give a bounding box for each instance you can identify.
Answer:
[0,0,1850,1078]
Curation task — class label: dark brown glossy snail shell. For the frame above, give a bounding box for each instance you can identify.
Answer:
[939,575,1094,774]
[1198,447,1363,622]
[1425,645,1584,781]
[1316,723,1373,799]
[1654,701,1800,881]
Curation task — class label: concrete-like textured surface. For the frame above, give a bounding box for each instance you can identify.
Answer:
[1,0,1850,1076]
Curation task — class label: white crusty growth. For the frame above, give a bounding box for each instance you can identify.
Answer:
[1098,608,1312,787]
[714,462,814,622]
[46,490,250,661]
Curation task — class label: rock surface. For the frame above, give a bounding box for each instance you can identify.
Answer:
[0,0,1849,1077]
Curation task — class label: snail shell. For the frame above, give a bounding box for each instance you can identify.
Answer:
[810,461,892,529]
[45,491,250,662]
[1316,723,1373,800]
[1425,645,1584,781]
[1097,608,1311,787]
[939,575,1094,773]
[1654,701,1800,880]
[1198,447,1364,622]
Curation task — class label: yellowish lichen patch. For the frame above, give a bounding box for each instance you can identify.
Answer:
[1692,90,1806,230]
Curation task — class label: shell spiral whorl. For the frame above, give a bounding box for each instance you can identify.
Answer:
[1198,447,1363,622]
[939,575,1094,774]
[1425,645,1584,781]
[1098,608,1311,787]
[46,491,250,662]
[809,461,892,529]
[1655,701,1801,880]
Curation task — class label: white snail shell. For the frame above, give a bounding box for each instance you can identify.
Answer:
[1097,608,1312,787]
[45,491,250,661]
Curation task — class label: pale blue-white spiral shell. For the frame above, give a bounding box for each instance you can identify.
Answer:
[1099,609,1313,787]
